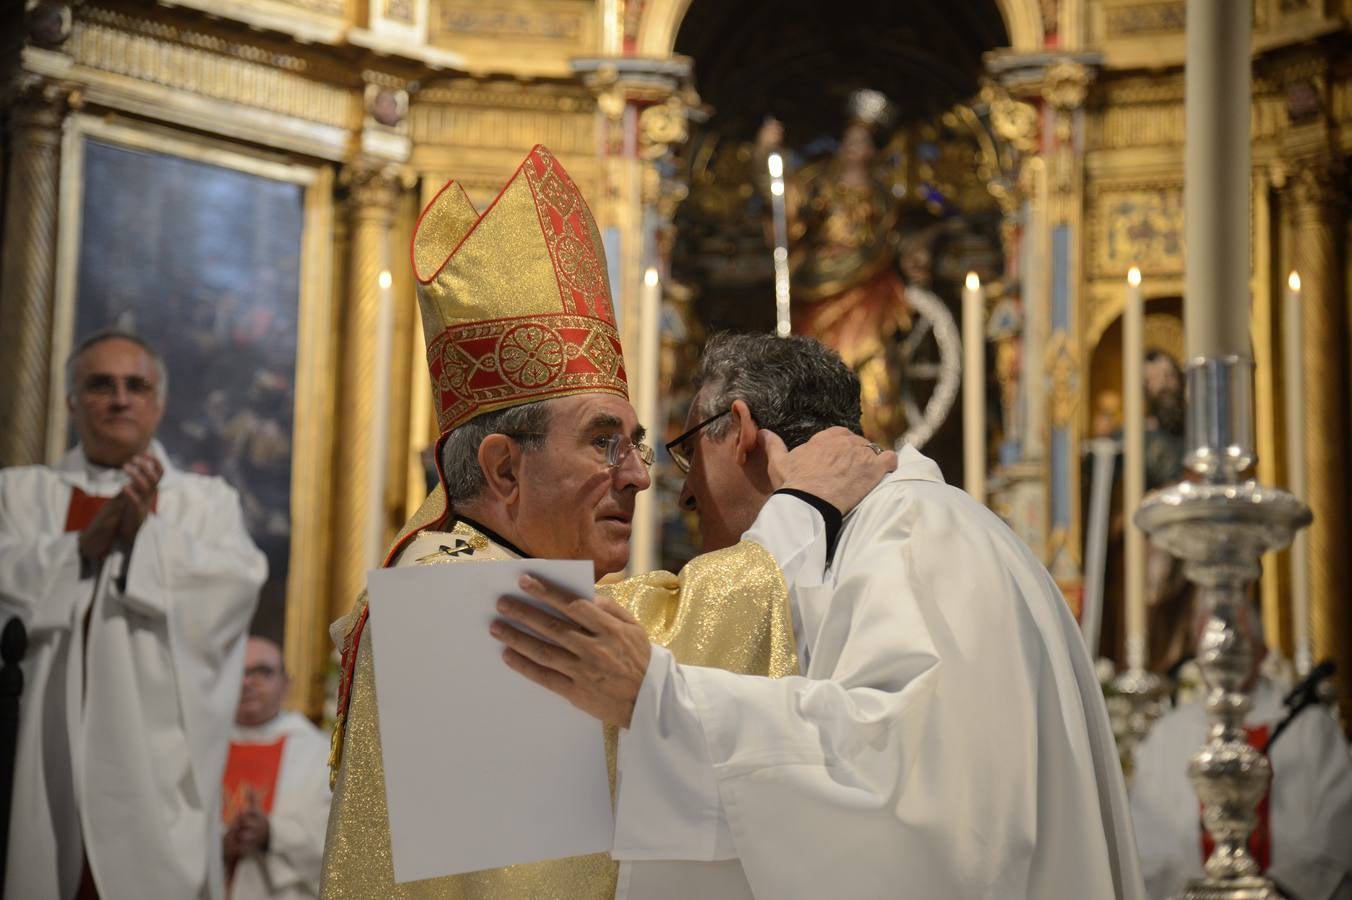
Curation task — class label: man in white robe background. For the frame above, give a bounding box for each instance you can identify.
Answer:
[0,330,266,899]
[1131,602,1352,900]
[494,332,1145,900]
[225,635,330,900]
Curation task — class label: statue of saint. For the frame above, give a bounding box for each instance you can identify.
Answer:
[755,92,913,446]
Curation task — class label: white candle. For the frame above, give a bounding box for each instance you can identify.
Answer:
[629,267,662,574]
[1284,270,1311,674]
[767,152,791,337]
[1183,0,1251,360]
[1123,266,1147,671]
[367,268,395,568]
[963,272,986,503]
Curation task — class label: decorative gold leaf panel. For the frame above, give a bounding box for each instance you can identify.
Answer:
[1088,185,1185,279]
[428,0,595,76]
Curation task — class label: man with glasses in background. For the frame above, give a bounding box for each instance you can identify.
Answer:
[0,329,266,899]
[320,146,893,898]
[224,635,330,900]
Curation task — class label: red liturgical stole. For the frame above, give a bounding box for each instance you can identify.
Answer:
[223,738,286,823]
[64,486,157,532]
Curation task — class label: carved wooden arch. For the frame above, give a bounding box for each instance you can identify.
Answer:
[635,0,1045,57]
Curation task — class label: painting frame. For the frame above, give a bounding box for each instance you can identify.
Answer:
[50,113,338,715]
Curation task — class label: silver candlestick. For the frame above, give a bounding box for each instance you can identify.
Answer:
[1135,356,1311,900]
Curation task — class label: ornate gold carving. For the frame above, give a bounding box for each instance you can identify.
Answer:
[384,0,416,24]
[0,77,77,467]
[410,84,595,155]
[67,7,357,129]
[1087,183,1184,279]
[330,160,405,623]
[433,4,583,40]
[342,161,404,219]
[990,92,1039,154]
[1042,61,1092,111]
[1282,150,1352,722]
[29,0,74,47]
[1044,332,1080,428]
[280,0,346,15]
[1104,1,1185,36]
[1330,76,1352,125]
[638,96,687,159]
[1286,157,1346,219]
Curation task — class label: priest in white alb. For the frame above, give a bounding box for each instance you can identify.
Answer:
[494,333,1146,899]
[0,331,266,899]
[225,635,331,899]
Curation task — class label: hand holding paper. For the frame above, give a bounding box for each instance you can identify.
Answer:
[491,573,652,729]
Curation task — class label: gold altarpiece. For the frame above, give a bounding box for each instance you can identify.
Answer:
[2,0,1348,721]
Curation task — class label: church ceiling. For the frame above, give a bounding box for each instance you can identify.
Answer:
[675,0,1009,141]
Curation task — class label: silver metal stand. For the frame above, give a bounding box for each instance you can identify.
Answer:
[1135,356,1311,900]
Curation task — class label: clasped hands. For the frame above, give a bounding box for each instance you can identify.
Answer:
[223,790,270,867]
[79,452,163,563]
[490,426,897,727]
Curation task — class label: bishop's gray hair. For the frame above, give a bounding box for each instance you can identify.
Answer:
[439,399,552,502]
[692,333,863,450]
[64,328,169,404]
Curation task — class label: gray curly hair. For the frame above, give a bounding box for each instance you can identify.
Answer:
[691,333,862,450]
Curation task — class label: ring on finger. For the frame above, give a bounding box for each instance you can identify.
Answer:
[866,441,883,455]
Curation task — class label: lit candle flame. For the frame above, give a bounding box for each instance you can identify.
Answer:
[378,270,392,290]
[965,272,980,291]
[767,153,784,179]
[644,267,659,287]
[1127,266,1141,287]
[1288,271,1301,292]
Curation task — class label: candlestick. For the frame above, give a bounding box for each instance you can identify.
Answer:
[767,152,791,337]
[1283,270,1311,675]
[629,267,662,574]
[1183,0,1251,360]
[962,272,985,503]
[1123,267,1146,670]
[368,268,395,568]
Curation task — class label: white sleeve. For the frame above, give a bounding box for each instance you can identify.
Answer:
[1267,709,1352,900]
[116,479,267,809]
[612,645,737,861]
[0,478,88,635]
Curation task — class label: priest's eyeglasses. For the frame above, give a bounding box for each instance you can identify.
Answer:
[664,409,731,474]
[507,431,654,470]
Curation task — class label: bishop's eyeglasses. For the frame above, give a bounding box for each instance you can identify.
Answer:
[507,430,654,470]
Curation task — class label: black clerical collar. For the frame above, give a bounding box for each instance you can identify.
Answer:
[453,515,534,560]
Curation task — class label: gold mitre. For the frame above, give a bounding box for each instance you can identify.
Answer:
[412,144,628,437]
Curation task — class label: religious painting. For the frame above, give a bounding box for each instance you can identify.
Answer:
[66,134,305,640]
[1089,185,1184,279]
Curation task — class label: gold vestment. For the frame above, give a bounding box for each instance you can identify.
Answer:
[320,487,797,898]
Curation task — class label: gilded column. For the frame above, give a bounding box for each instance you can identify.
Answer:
[0,78,73,466]
[331,162,402,623]
[1284,156,1351,719]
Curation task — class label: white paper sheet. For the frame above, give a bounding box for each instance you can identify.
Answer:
[366,558,614,883]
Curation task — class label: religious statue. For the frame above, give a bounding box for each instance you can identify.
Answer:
[755,90,913,446]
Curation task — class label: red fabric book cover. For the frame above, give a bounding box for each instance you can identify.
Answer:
[222,738,285,823]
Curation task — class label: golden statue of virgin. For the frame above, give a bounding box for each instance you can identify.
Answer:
[756,91,912,445]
